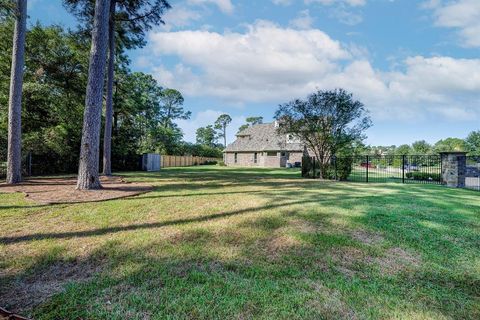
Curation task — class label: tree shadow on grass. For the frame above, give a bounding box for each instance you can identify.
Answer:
[0,194,370,244]
[2,169,480,318]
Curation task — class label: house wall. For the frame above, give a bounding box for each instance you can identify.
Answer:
[287,152,304,165]
[225,151,304,168]
[225,152,279,167]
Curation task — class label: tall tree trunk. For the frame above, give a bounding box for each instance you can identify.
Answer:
[102,0,115,176]
[223,126,226,147]
[77,0,111,190]
[6,0,27,184]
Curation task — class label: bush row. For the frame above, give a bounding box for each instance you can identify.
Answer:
[406,171,441,181]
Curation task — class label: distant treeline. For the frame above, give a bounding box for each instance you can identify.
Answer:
[0,21,223,172]
[362,133,480,156]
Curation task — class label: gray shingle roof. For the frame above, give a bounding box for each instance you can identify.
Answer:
[224,122,304,152]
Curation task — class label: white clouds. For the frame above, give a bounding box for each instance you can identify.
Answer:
[272,0,367,7]
[289,10,314,29]
[145,21,480,122]
[148,21,349,102]
[329,6,363,25]
[426,0,480,47]
[158,0,234,31]
[271,0,293,6]
[304,0,366,25]
[176,110,246,143]
[305,0,366,7]
[161,5,202,31]
[187,0,234,14]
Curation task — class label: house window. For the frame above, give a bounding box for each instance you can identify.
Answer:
[254,152,258,163]
[267,151,277,157]
[234,153,238,163]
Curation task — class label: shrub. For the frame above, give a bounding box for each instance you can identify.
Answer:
[323,157,353,181]
[202,160,218,165]
[406,171,441,181]
[334,157,353,180]
[217,161,226,166]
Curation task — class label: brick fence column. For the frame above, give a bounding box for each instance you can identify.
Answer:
[440,152,467,188]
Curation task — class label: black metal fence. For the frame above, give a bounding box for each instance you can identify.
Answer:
[0,152,142,180]
[0,161,5,179]
[466,156,480,191]
[302,155,442,185]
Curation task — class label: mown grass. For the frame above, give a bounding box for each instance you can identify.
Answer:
[0,166,479,319]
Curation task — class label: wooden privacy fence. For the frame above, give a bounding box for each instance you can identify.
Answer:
[160,155,222,168]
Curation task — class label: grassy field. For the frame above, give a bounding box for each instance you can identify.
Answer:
[1,166,479,319]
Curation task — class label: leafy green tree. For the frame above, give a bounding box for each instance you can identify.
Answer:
[411,140,432,154]
[196,125,217,147]
[433,138,466,153]
[246,116,263,125]
[0,20,91,175]
[110,72,188,156]
[214,113,232,147]
[159,88,191,128]
[237,116,263,133]
[64,0,171,175]
[275,89,371,178]
[396,144,411,155]
[178,142,222,158]
[0,0,16,20]
[465,131,480,155]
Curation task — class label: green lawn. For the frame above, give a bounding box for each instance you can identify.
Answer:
[1,166,479,319]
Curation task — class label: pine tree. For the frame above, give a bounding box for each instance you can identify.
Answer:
[76,0,111,189]
[6,0,27,184]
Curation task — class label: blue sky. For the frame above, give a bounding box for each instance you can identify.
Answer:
[28,0,480,146]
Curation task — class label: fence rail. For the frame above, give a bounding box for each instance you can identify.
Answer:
[303,154,480,191]
[0,153,222,179]
[160,155,221,168]
[466,156,480,191]
[0,162,5,179]
[303,154,443,185]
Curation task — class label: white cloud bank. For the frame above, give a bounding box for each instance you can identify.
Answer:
[147,20,480,122]
[425,0,480,47]
[305,0,366,7]
[187,0,234,14]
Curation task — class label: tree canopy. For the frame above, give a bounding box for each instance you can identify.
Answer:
[237,116,263,133]
[275,89,371,177]
[214,113,232,147]
[196,125,217,148]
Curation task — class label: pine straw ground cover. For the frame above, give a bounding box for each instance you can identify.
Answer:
[0,166,479,319]
[0,176,152,204]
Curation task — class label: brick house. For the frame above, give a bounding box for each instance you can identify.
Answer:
[224,122,307,168]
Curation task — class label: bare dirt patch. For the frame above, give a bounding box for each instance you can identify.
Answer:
[306,280,358,319]
[0,258,102,315]
[375,247,421,275]
[349,229,384,246]
[0,176,152,204]
[330,247,370,277]
[266,235,302,258]
[330,246,421,277]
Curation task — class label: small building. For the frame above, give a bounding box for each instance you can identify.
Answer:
[224,122,306,168]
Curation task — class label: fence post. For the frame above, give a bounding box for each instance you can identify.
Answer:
[402,155,406,184]
[366,155,369,183]
[440,152,467,188]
